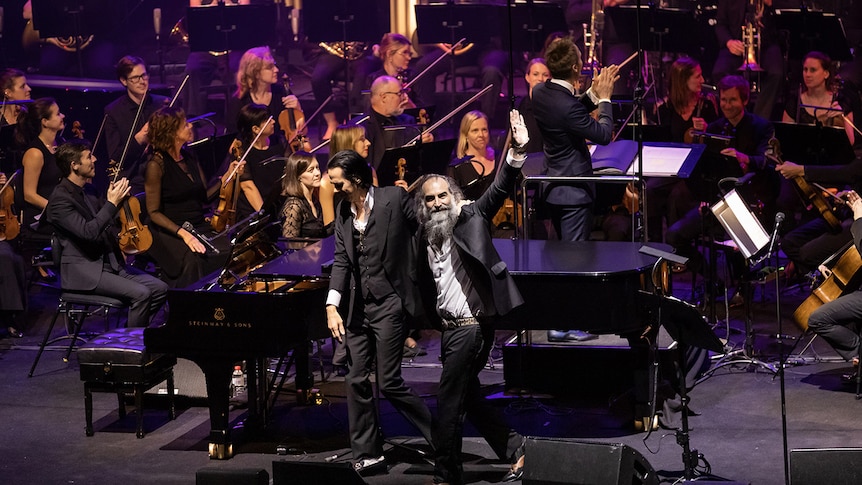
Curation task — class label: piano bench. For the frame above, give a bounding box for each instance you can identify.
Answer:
[77,328,177,439]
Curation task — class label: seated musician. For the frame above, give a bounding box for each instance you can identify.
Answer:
[16,98,65,255]
[143,106,238,288]
[225,46,306,150]
[647,57,718,243]
[1,69,31,128]
[807,190,862,378]
[280,151,332,239]
[449,110,495,201]
[104,56,170,194]
[413,109,530,485]
[665,75,776,274]
[517,58,550,155]
[233,103,286,221]
[364,75,433,171]
[0,172,26,339]
[320,125,373,227]
[45,141,167,327]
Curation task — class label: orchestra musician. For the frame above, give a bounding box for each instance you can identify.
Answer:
[104,56,170,194]
[183,0,247,119]
[0,171,26,339]
[45,141,168,328]
[1,69,32,128]
[324,149,434,475]
[364,75,433,172]
[280,151,332,239]
[232,103,286,221]
[143,106,237,288]
[415,109,530,485]
[322,124,373,227]
[777,51,859,279]
[311,43,380,141]
[647,57,718,243]
[517,58,551,155]
[16,98,65,249]
[225,46,304,148]
[665,75,776,273]
[448,110,495,202]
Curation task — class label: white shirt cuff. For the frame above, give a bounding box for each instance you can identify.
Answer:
[326,289,341,308]
[506,149,527,168]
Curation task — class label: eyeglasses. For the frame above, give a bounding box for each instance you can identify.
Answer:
[332,181,344,191]
[126,73,149,83]
[381,89,410,97]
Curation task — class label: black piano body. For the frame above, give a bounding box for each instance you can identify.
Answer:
[144,235,332,459]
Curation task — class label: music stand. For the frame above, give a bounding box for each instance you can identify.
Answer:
[701,189,776,376]
[502,3,568,56]
[773,122,855,166]
[31,0,108,78]
[186,4,277,54]
[637,290,725,482]
[624,142,705,179]
[774,9,852,61]
[604,5,702,58]
[377,138,457,188]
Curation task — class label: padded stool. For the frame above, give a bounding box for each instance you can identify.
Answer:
[77,328,177,438]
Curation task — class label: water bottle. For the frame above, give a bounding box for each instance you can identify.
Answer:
[231,365,245,396]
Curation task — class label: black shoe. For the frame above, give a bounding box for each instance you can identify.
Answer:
[402,344,427,358]
[502,438,526,482]
[353,456,387,476]
[6,326,23,339]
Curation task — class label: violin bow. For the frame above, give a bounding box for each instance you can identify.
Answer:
[405,84,494,146]
[402,38,467,92]
[169,74,190,108]
[286,94,333,148]
[113,88,149,184]
[223,116,274,186]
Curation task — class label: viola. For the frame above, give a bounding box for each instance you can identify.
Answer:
[766,138,841,231]
[0,172,20,242]
[793,242,862,330]
[117,195,152,255]
[278,75,309,153]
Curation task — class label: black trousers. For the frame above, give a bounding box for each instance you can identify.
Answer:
[433,322,522,484]
[780,217,852,276]
[92,266,168,328]
[808,289,862,361]
[344,292,434,459]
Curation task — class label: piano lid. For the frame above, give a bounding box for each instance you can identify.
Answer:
[251,236,335,281]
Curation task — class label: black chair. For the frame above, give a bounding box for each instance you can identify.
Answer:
[28,235,129,377]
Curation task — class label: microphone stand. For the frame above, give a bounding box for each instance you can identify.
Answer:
[768,214,791,485]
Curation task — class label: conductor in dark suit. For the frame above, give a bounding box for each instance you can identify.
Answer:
[416,110,530,485]
[531,36,620,241]
[324,149,433,474]
[45,141,168,328]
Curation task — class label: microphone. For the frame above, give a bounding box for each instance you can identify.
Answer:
[766,212,785,257]
[701,83,718,92]
[181,222,220,254]
[153,8,161,38]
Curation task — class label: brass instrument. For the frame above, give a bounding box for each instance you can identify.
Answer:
[738,0,764,75]
[581,0,604,77]
[319,41,369,61]
[22,20,93,52]
[170,17,228,57]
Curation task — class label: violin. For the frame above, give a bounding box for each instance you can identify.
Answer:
[212,116,273,233]
[0,172,20,242]
[766,138,841,231]
[279,75,309,153]
[793,242,862,330]
[106,100,155,255]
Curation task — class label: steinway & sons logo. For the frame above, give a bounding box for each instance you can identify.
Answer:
[186,306,253,329]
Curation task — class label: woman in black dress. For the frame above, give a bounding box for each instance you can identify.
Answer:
[233,103,286,221]
[280,151,330,239]
[144,106,238,287]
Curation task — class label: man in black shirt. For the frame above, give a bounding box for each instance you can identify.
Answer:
[363,76,433,171]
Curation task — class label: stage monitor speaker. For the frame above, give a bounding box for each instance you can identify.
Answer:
[791,448,862,484]
[195,467,268,485]
[523,437,658,485]
[272,460,367,485]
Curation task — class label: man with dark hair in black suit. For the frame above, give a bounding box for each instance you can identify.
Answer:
[324,149,433,475]
[531,36,619,242]
[45,141,167,328]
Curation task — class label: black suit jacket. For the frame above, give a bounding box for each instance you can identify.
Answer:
[45,178,122,291]
[328,186,421,327]
[531,80,612,206]
[417,162,524,328]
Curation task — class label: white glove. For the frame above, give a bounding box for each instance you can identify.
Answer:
[510,109,529,149]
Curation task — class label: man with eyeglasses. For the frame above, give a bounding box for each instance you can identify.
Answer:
[364,75,433,171]
[104,56,169,194]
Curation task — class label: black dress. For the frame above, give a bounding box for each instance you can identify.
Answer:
[225,83,289,146]
[19,140,61,239]
[280,196,331,239]
[236,143,286,221]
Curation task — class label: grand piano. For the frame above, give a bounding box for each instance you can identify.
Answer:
[144,224,332,459]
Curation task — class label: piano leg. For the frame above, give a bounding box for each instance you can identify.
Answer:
[294,340,314,403]
[197,358,235,459]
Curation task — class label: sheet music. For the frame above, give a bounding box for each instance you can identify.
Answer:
[627,145,692,177]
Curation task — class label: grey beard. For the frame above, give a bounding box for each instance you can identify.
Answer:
[424,208,457,249]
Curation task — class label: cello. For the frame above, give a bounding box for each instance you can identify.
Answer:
[0,171,20,242]
[792,241,862,331]
[211,116,273,233]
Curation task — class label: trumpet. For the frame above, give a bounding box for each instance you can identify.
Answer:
[581,0,604,77]
[738,0,764,74]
